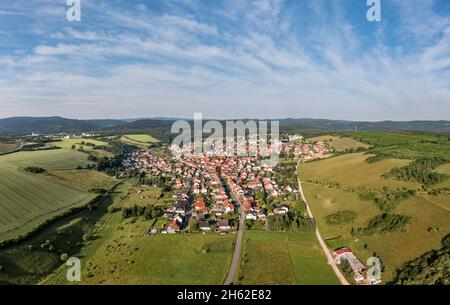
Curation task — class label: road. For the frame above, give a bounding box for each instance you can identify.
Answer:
[224,185,245,285]
[296,160,350,285]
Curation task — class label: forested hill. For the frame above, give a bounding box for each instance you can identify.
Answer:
[1,116,450,137]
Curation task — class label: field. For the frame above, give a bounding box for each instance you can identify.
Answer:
[309,135,370,152]
[44,170,116,191]
[0,183,126,284]
[43,181,234,285]
[121,186,173,208]
[300,152,450,282]
[301,153,420,190]
[50,138,109,151]
[120,134,159,147]
[0,150,97,242]
[238,231,339,285]
[0,141,21,155]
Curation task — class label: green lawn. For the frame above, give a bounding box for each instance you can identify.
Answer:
[120,134,159,147]
[238,231,339,285]
[0,150,96,242]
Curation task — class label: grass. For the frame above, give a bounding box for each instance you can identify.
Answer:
[44,170,116,191]
[0,183,126,284]
[238,231,339,285]
[300,152,450,282]
[119,134,159,148]
[50,138,109,151]
[124,134,159,143]
[0,141,21,155]
[43,181,234,284]
[309,135,370,152]
[301,152,421,190]
[121,186,173,208]
[0,150,97,242]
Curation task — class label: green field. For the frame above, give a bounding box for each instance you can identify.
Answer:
[50,138,109,151]
[300,152,450,281]
[238,231,339,285]
[0,150,96,242]
[43,181,234,285]
[120,134,159,147]
[44,170,116,191]
[302,153,420,190]
[309,135,370,152]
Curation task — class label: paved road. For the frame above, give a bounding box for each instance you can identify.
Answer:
[296,160,350,285]
[224,187,245,285]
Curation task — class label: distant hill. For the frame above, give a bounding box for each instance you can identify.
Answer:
[1,116,449,138]
[0,117,125,136]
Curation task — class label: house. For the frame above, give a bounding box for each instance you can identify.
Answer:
[334,247,366,282]
[198,221,211,231]
[167,219,181,234]
[218,219,231,231]
[273,207,287,215]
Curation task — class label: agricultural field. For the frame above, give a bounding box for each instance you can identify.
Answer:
[0,141,21,155]
[120,134,159,147]
[0,182,126,284]
[300,151,450,282]
[308,135,370,152]
[43,181,234,285]
[0,150,97,242]
[44,170,116,191]
[238,231,339,285]
[49,138,109,151]
[301,153,421,190]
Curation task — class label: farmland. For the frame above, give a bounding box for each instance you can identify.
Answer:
[299,151,450,282]
[0,141,21,155]
[238,231,339,285]
[44,170,116,191]
[308,135,370,152]
[0,150,97,242]
[120,134,159,147]
[49,138,109,151]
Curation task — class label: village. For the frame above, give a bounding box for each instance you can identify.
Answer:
[121,135,331,235]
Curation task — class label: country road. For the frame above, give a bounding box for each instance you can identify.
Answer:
[224,186,245,285]
[296,160,350,285]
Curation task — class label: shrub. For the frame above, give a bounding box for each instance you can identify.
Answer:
[326,210,357,225]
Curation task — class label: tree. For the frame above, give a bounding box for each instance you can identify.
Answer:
[71,144,76,150]
[60,253,69,262]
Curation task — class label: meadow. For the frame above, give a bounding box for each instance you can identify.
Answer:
[0,150,96,242]
[238,231,339,285]
[44,170,116,191]
[50,138,109,151]
[300,152,450,281]
[43,181,234,285]
[308,135,370,152]
[120,134,159,147]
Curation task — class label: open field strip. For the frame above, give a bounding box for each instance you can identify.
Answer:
[308,135,370,152]
[300,152,450,282]
[43,170,116,191]
[238,231,339,285]
[0,150,96,242]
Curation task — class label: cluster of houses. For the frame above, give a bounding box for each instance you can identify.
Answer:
[334,246,382,285]
[281,135,330,161]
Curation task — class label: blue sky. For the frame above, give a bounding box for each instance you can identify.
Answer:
[0,0,449,120]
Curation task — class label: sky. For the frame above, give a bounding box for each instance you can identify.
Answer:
[0,0,450,120]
